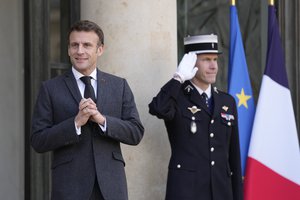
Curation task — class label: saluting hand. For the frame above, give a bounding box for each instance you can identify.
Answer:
[174,52,198,83]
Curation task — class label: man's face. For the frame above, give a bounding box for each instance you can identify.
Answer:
[68,31,103,75]
[192,53,218,90]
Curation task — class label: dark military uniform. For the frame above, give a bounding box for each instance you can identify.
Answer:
[149,79,243,200]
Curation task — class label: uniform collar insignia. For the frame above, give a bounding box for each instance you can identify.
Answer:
[188,106,201,114]
[213,86,218,94]
[185,85,194,93]
[222,106,229,111]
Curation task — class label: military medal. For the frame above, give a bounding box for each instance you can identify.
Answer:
[221,113,235,120]
[187,106,200,134]
[190,121,197,134]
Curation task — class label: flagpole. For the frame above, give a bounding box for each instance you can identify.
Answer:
[231,0,235,6]
[269,0,274,5]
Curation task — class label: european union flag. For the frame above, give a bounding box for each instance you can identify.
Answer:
[228,5,255,176]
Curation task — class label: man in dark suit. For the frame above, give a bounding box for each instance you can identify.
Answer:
[149,34,243,200]
[31,20,144,200]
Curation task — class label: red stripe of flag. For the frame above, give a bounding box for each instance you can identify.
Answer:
[244,157,300,200]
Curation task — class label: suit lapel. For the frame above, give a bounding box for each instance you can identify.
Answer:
[96,69,107,112]
[64,70,82,104]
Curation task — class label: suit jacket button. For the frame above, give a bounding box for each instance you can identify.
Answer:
[211,161,215,166]
[177,164,181,169]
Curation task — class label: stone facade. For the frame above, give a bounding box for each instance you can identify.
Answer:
[0,0,299,199]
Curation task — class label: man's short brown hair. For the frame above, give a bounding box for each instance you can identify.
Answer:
[68,20,104,46]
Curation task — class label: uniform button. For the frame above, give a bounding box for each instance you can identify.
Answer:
[211,119,214,124]
[192,116,195,120]
[210,147,214,152]
[211,161,215,166]
[228,122,231,126]
[177,164,181,169]
[210,133,214,138]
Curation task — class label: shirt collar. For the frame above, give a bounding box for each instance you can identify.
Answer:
[72,67,97,81]
[191,83,212,98]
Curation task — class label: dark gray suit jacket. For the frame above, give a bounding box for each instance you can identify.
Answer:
[31,69,144,200]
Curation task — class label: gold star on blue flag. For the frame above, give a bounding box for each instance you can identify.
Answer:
[236,88,252,108]
[228,5,255,176]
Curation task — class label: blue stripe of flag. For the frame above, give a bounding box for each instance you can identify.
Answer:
[265,6,289,89]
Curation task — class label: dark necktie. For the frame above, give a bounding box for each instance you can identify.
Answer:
[201,92,209,108]
[80,76,96,102]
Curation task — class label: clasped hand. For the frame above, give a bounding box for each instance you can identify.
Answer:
[75,98,105,127]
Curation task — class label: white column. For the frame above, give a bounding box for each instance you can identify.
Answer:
[82,1,177,199]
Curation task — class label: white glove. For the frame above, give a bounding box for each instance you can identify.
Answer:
[174,52,198,83]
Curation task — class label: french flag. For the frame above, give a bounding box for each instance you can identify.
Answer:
[244,4,300,200]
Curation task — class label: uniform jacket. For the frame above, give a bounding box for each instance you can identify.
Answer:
[31,69,144,200]
[149,79,243,200]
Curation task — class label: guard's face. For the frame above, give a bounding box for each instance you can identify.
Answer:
[193,53,218,90]
[68,31,103,75]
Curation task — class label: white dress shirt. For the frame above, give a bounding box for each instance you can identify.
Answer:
[191,83,212,98]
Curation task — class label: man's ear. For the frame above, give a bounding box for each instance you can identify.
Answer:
[97,45,104,56]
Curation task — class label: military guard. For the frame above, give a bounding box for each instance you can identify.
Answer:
[149,34,243,200]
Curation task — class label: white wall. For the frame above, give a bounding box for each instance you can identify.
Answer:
[81,1,177,199]
[0,0,24,199]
